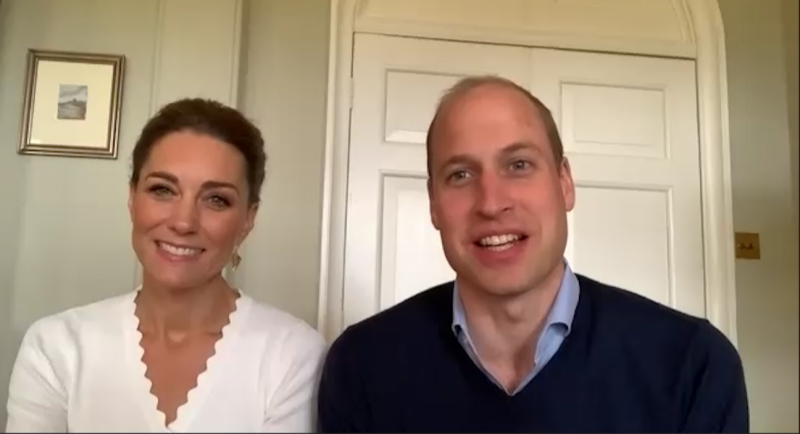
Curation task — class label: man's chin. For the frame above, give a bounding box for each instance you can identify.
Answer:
[480,282,532,299]
[459,269,532,298]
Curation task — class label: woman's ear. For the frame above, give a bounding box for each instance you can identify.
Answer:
[237,203,259,246]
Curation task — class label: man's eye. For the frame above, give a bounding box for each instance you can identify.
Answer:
[448,170,471,182]
[510,160,532,171]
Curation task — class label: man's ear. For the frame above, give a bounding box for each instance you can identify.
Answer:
[428,178,441,230]
[559,157,576,213]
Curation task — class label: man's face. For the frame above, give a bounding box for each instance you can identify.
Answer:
[428,84,575,298]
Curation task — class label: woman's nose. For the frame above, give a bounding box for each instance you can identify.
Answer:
[167,199,200,234]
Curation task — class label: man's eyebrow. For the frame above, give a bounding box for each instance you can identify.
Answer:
[435,140,546,173]
[440,154,478,169]
[499,141,542,156]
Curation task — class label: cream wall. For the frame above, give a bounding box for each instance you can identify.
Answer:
[236,0,331,325]
[719,1,799,430]
[0,0,796,431]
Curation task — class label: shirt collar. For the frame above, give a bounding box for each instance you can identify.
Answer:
[451,260,581,336]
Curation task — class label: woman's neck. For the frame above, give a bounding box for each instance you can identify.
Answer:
[135,274,238,339]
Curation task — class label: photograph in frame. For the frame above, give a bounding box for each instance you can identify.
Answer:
[17,49,125,159]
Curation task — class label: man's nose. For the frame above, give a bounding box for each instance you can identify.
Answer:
[475,172,512,218]
[167,198,200,234]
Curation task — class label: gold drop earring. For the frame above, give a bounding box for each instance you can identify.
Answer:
[231,248,242,271]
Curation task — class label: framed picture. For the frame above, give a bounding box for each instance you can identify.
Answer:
[17,49,125,159]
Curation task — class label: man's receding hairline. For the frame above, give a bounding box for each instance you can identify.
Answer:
[448,79,542,120]
[425,75,565,176]
[441,76,532,107]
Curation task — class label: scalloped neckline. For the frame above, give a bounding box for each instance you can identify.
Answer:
[123,288,250,432]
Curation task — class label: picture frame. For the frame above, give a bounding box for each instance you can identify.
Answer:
[17,49,125,159]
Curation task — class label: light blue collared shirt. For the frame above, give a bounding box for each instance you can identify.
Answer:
[451,261,581,395]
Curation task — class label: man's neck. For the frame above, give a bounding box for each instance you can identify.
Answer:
[135,274,238,341]
[456,261,566,383]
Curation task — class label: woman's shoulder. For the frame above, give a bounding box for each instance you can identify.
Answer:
[20,291,134,349]
[237,292,325,344]
[12,292,135,379]
[232,292,329,405]
[234,292,328,360]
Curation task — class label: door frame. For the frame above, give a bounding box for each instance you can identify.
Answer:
[316,0,739,346]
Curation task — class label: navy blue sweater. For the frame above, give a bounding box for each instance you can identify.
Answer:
[317,275,749,432]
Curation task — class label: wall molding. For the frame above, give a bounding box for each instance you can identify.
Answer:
[687,0,739,347]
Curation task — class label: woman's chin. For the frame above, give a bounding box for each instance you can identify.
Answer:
[142,267,222,291]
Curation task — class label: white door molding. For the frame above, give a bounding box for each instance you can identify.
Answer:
[317,0,738,347]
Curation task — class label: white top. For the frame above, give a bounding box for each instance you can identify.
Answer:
[5,289,328,433]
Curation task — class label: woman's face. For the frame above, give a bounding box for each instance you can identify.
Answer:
[129,130,257,290]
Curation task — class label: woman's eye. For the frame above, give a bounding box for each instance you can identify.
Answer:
[148,185,173,197]
[208,195,231,208]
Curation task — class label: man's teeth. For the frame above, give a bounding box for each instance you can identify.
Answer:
[158,242,202,256]
[479,234,520,247]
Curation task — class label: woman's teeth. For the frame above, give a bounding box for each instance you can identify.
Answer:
[158,241,202,257]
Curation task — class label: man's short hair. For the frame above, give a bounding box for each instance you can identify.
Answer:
[425,75,564,177]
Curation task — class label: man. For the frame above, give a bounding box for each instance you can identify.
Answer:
[317,76,749,432]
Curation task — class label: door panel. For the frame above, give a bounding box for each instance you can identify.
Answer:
[378,175,454,310]
[572,186,673,307]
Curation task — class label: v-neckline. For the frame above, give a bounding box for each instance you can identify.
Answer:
[122,288,250,432]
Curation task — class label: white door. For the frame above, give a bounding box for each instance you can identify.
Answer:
[342,33,706,327]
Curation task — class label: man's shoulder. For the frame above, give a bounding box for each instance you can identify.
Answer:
[566,275,747,432]
[328,281,453,357]
[580,274,707,331]
[579,274,739,362]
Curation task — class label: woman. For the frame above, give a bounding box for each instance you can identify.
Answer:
[5,99,327,432]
